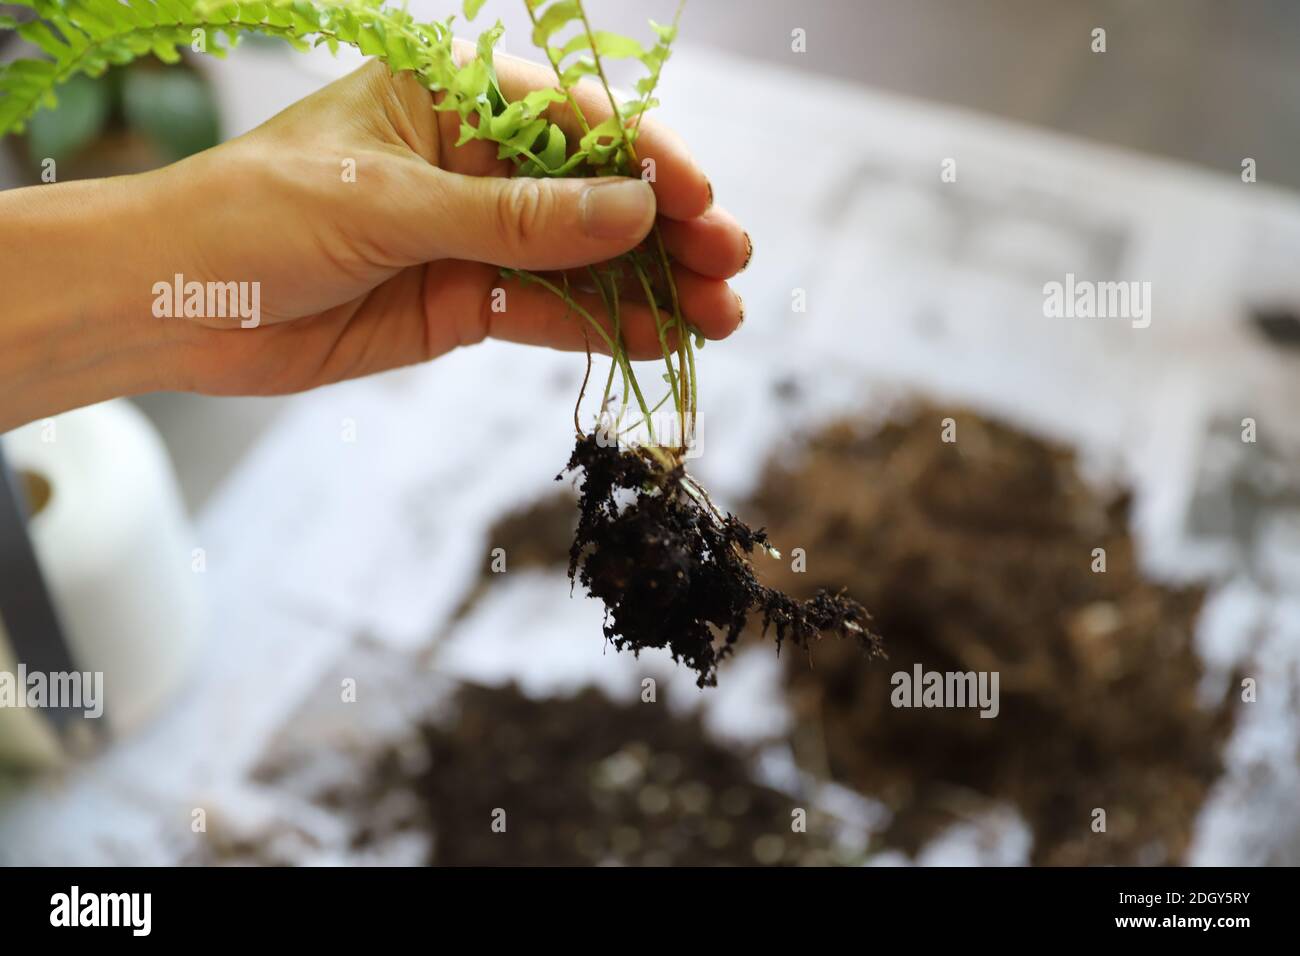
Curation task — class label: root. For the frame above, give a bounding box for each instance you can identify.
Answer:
[558,433,882,687]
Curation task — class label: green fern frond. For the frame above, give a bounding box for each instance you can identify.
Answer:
[0,0,442,135]
[0,0,682,182]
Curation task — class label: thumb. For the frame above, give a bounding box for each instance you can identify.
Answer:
[404,169,656,271]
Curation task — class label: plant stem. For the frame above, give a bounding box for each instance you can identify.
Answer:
[631,260,683,422]
[619,389,673,439]
[573,1,694,455]
[519,270,656,444]
[587,266,619,412]
[630,0,686,143]
[524,0,591,135]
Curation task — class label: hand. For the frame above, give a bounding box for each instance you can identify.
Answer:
[148,55,749,396]
[0,54,749,430]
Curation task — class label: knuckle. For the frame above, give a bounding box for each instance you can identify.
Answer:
[496,179,549,255]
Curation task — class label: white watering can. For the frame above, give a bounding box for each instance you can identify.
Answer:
[0,399,205,767]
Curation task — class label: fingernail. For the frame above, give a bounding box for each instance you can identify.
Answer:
[705,178,714,209]
[740,232,753,272]
[582,180,655,240]
[736,293,745,326]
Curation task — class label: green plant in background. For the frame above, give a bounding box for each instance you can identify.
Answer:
[22,62,220,169]
[0,0,694,458]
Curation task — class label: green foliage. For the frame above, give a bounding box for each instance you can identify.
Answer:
[0,0,680,181]
[21,58,220,167]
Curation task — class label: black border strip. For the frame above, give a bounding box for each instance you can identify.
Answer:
[0,866,1278,940]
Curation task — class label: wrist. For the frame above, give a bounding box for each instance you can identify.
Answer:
[0,171,184,431]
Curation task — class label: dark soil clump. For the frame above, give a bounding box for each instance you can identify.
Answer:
[224,682,839,866]
[412,682,838,865]
[560,434,881,687]
[748,408,1237,865]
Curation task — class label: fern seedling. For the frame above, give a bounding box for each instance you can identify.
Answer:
[0,0,879,685]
